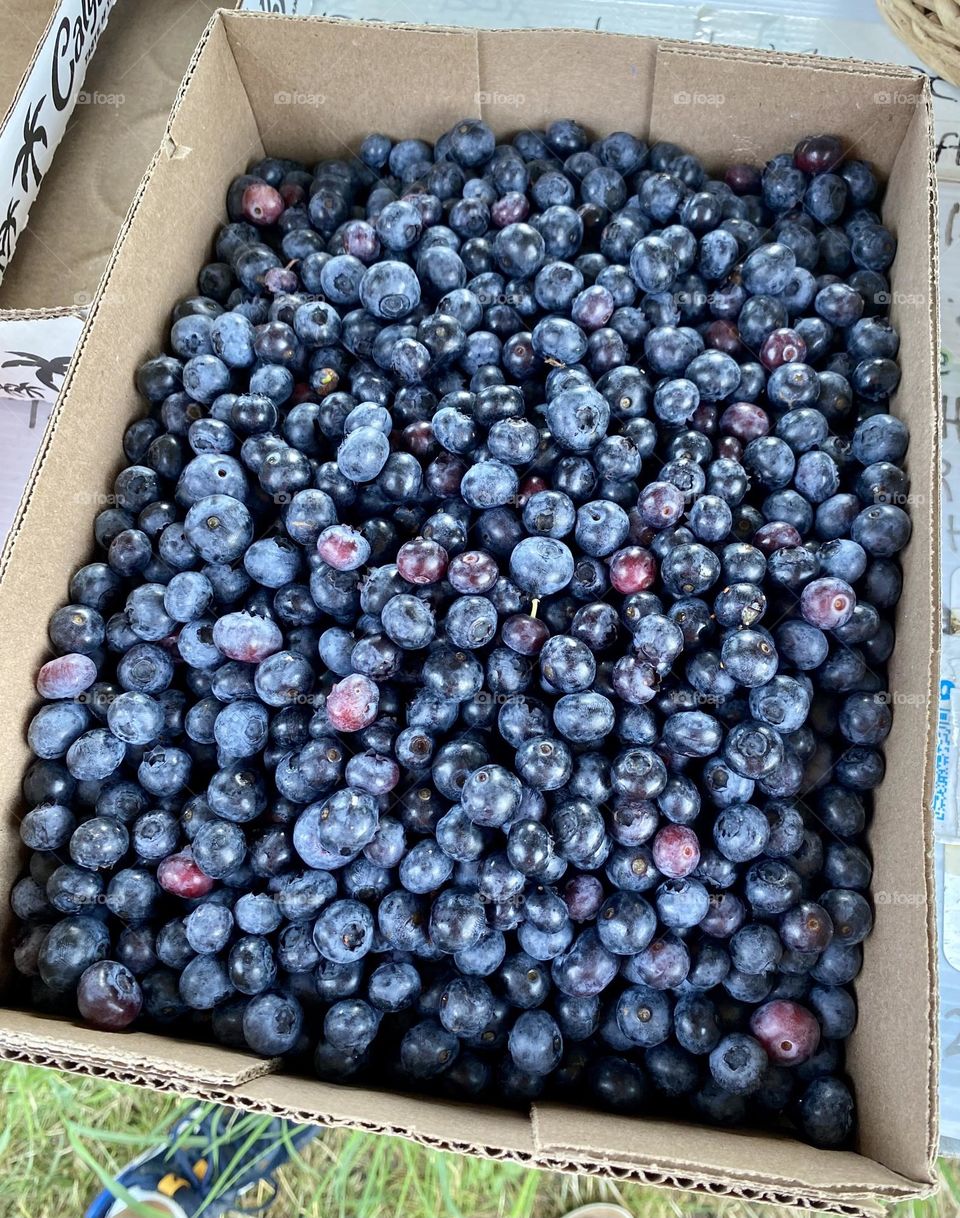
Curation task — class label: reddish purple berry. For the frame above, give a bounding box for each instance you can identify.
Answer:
[397,538,448,585]
[750,999,821,1065]
[326,673,379,732]
[157,850,214,899]
[36,653,97,699]
[241,181,285,226]
[609,547,656,594]
[448,550,499,594]
[800,577,856,629]
[77,960,143,1030]
[760,327,807,370]
[317,524,371,571]
[652,825,700,879]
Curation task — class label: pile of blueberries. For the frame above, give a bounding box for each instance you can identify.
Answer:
[12,118,912,1150]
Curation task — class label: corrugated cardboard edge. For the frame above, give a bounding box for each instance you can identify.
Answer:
[223,10,931,85]
[921,74,944,1185]
[528,1111,917,1216]
[0,14,942,1211]
[0,306,84,321]
[648,38,928,78]
[0,1040,910,1218]
[0,1027,277,1087]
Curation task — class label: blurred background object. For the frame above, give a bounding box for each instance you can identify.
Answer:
[878,0,960,86]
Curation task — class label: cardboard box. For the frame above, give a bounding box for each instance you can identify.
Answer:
[0,0,218,404]
[0,12,942,1213]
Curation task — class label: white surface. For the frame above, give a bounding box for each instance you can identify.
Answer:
[0,394,51,542]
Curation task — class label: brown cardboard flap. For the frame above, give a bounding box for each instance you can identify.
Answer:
[223,14,483,159]
[0,1,58,130]
[0,1008,277,1086]
[846,89,942,1187]
[476,28,658,136]
[532,1106,919,1205]
[237,1075,536,1155]
[649,46,922,174]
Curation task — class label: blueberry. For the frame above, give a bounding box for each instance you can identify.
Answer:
[629,236,678,293]
[39,916,110,991]
[28,701,91,760]
[509,536,575,597]
[360,260,421,319]
[400,839,455,893]
[66,729,126,782]
[508,1009,563,1074]
[709,1033,766,1095]
[675,994,722,1055]
[796,1076,855,1147]
[713,804,770,862]
[461,460,518,509]
[551,929,618,997]
[516,737,573,792]
[312,899,374,964]
[368,961,421,1013]
[337,425,391,483]
[242,991,303,1055]
[20,803,75,851]
[400,1019,459,1078]
[720,629,778,687]
[77,960,143,1030]
[546,386,610,453]
[212,700,269,759]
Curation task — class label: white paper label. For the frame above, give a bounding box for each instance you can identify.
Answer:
[0,311,84,403]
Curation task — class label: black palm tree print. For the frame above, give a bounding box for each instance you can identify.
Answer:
[12,99,48,192]
[0,381,42,399]
[3,351,69,392]
[0,198,19,263]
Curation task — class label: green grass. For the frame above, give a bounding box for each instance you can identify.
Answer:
[1,1060,959,1218]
